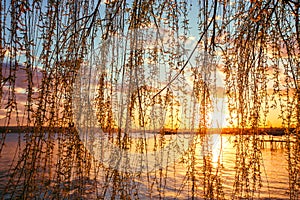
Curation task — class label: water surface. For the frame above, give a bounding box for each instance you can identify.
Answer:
[0,133,290,199]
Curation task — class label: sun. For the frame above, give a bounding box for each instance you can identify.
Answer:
[209,97,230,129]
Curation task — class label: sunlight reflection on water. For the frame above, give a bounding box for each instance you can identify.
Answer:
[0,133,289,199]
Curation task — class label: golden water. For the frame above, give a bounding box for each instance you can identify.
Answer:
[0,133,289,199]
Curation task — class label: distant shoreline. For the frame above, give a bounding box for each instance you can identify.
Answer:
[0,126,295,136]
[0,126,73,134]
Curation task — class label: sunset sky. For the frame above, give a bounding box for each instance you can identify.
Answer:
[0,54,287,129]
[0,0,298,129]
